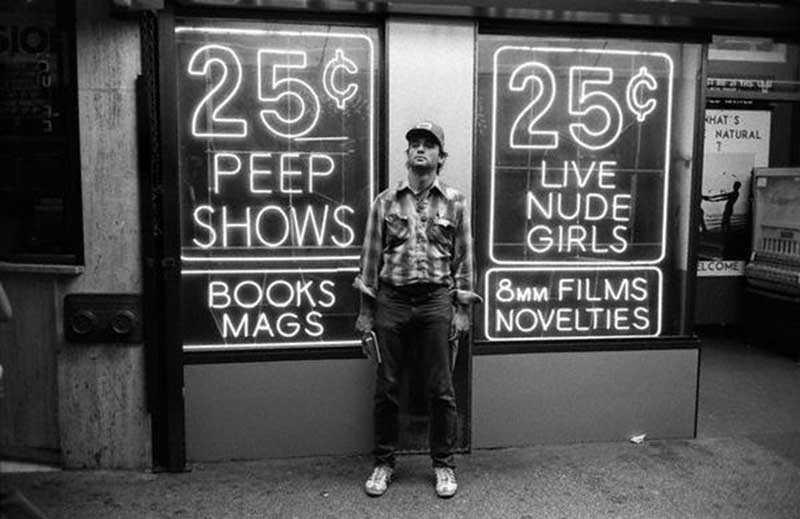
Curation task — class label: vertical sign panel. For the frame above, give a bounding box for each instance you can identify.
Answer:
[490,47,673,265]
[479,42,676,342]
[174,22,377,351]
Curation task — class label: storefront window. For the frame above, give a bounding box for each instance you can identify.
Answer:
[474,33,702,346]
[0,0,82,264]
[174,18,379,352]
[698,39,800,280]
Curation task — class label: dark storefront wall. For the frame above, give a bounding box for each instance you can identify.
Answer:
[185,361,373,459]
[166,16,384,460]
[163,13,705,461]
[141,0,780,462]
[173,17,474,460]
[143,2,798,469]
[1,1,795,471]
[176,21,703,461]
[474,350,698,447]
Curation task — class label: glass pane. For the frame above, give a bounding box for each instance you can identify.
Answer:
[174,19,379,352]
[698,41,800,281]
[475,34,702,344]
[0,0,80,262]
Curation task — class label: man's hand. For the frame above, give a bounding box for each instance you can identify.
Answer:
[355,291,376,334]
[355,312,374,334]
[450,305,470,341]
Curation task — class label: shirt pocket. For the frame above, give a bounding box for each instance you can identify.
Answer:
[429,216,455,254]
[384,212,410,249]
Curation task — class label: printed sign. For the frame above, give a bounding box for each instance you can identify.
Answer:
[698,108,771,275]
[0,16,61,135]
[174,22,377,350]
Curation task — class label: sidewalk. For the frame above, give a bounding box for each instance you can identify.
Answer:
[3,334,799,519]
[3,434,800,519]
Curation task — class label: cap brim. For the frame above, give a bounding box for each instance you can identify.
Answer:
[406,129,442,148]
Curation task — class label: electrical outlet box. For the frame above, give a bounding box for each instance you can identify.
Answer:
[64,294,142,343]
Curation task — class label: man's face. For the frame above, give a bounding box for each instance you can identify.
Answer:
[406,134,445,171]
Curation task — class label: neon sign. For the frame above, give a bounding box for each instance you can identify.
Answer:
[177,26,375,263]
[187,44,248,139]
[489,46,673,266]
[481,44,674,341]
[175,23,376,350]
[182,268,360,350]
[485,267,662,341]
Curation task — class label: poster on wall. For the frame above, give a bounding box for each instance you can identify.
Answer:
[699,108,771,277]
[0,0,79,259]
[173,21,377,351]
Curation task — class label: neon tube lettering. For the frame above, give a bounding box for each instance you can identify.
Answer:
[257,49,320,139]
[508,61,558,150]
[305,311,324,337]
[208,281,231,308]
[308,153,334,192]
[187,44,247,139]
[331,206,355,247]
[626,67,658,122]
[253,313,275,337]
[249,153,273,194]
[318,280,336,308]
[221,206,252,247]
[279,153,302,194]
[193,205,216,248]
[291,205,329,246]
[277,313,301,337]
[568,66,623,151]
[214,153,241,194]
[266,280,294,308]
[322,48,359,110]
[254,206,290,247]
[222,313,248,338]
[233,280,262,309]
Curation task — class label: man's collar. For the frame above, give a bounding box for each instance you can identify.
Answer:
[395,177,452,200]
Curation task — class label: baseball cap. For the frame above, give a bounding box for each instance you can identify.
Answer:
[405,120,445,151]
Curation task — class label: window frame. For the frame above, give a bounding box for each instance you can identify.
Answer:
[471,22,708,354]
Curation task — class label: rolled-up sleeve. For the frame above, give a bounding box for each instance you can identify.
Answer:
[354,197,383,298]
[451,195,482,305]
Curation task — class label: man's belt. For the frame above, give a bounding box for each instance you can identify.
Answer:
[382,282,446,297]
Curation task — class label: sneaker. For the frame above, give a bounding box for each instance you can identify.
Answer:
[434,467,457,498]
[365,465,393,497]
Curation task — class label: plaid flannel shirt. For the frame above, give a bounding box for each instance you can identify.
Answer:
[355,178,481,306]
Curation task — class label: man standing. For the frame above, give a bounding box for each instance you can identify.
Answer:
[354,121,480,498]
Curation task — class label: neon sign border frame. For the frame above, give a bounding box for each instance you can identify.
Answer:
[488,45,675,266]
[483,265,664,342]
[182,266,360,351]
[175,26,376,264]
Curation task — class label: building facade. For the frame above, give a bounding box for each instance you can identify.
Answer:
[1,0,798,471]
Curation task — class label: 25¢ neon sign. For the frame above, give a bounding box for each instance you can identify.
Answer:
[490,46,674,265]
[179,27,373,141]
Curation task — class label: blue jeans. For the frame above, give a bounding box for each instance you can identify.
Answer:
[373,283,456,469]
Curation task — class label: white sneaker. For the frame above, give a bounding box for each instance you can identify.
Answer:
[365,465,393,497]
[434,467,457,498]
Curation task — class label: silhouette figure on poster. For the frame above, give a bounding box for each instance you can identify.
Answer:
[702,180,742,256]
[702,180,741,233]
